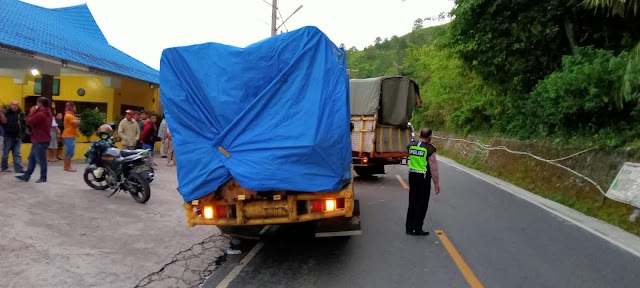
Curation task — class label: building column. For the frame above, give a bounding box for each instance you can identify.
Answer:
[40,74,54,102]
[106,89,116,122]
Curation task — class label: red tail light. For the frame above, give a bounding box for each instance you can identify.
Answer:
[312,200,322,212]
[215,206,227,218]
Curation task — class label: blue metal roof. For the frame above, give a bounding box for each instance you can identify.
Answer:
[0,0,159,84]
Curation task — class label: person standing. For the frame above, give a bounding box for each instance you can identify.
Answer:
[117,110,140,150]
[135,110,147,149]
[140,113,158,166]
[0,108,5,162]
[16,97,52,183]
[166,124,175,166]
[405,128,441,236]
[47,110,61,162]
[1,100,26,173]
[61,102,80,172]
[158,117,168,158]
[55,112,64,161]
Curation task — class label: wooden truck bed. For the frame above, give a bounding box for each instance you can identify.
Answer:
[351,114,411,159]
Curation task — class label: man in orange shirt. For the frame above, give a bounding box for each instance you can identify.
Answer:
[61,102,80,172]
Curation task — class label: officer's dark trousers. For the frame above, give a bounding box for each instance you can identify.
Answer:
[406,172,431,232]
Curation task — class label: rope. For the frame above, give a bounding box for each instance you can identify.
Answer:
[432,135,607,196]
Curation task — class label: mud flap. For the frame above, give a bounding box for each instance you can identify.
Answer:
[314,199,362,238]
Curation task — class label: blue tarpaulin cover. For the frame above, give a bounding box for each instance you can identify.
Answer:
[160,26,352,202]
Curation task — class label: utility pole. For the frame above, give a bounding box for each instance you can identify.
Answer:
[271,0,278,36]
[268,0,303,36]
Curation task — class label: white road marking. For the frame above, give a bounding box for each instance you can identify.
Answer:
[216,242,265,288]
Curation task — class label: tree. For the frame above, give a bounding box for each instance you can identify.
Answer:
[374,37,382,45]
[448,0,640,95]
[583,0,640,106]
[583,0,640,16]
[79,108,104,142]
[413,18,424,30]
[339,43,346,49]
[425,11,450,22]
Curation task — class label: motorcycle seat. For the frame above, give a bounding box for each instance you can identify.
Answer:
[120,150,141,157]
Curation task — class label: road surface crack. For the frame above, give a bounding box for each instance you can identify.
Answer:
[134,233,230,288]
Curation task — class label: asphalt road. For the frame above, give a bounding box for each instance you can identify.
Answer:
[205,162,640,288]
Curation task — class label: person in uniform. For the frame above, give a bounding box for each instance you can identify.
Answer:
[406,128,441,236]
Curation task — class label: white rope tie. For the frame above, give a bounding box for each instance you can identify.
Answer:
[432,135,606,196]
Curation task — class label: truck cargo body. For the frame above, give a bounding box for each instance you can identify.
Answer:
[349,76,420,176]
[351,114,412,166]
[160,26,360,236]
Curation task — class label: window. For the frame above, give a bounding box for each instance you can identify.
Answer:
[34,78,61,96]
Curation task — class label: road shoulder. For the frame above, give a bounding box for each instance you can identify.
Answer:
[438,155,640,259]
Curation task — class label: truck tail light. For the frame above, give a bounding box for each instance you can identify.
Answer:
[203,206,214,219]
[312,200,322,212]
[325,199,336,212]
[216,206,227,218]
[203,205,227,219]
[311,199,337,212]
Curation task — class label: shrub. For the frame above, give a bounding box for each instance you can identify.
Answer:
[524,47,639,146]
[79,108,105,142]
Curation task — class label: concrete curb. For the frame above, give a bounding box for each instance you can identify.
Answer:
[438,155,640,259]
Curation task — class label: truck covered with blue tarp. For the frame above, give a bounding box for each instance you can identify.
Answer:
[160,26,360,233]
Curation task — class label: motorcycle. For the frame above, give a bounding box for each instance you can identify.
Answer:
[121,148,155,183]
[83,144,153,204]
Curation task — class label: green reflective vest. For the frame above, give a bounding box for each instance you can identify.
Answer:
[409,143,428,173]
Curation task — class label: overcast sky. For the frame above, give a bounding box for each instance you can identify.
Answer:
[23,0,454,70]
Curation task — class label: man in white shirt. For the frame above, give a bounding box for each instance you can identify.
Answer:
[158,118,168,158]
[118,110,140,150]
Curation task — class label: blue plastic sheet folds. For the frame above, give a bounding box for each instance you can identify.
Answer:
[160,26,352,202]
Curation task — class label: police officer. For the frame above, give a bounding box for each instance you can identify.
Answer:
[406,128,441,236]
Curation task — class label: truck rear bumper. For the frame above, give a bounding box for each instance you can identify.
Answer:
[184,182,355,227]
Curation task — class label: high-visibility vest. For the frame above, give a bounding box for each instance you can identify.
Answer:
[409,142,428,173]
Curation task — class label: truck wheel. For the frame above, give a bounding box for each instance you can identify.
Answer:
[354,166,373,178]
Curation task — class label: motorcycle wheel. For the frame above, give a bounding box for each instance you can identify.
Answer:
[146,162,154,183]
[83,170,109,190]
[127,173,151,204]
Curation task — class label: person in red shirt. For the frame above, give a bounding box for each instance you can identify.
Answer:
[140,113,158,166]
[16,97,53,183]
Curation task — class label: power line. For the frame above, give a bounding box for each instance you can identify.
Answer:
[277,8,288,32]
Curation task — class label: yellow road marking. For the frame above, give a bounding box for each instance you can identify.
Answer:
[395,175,409,189]
[435,230,484,288]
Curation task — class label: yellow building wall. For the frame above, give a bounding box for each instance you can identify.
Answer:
[2,75,161,162]
[2,75,160,118]
[54,76,115,116]
[113,80,159,118]
[1,75,114,112]
[0,76,26,106]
